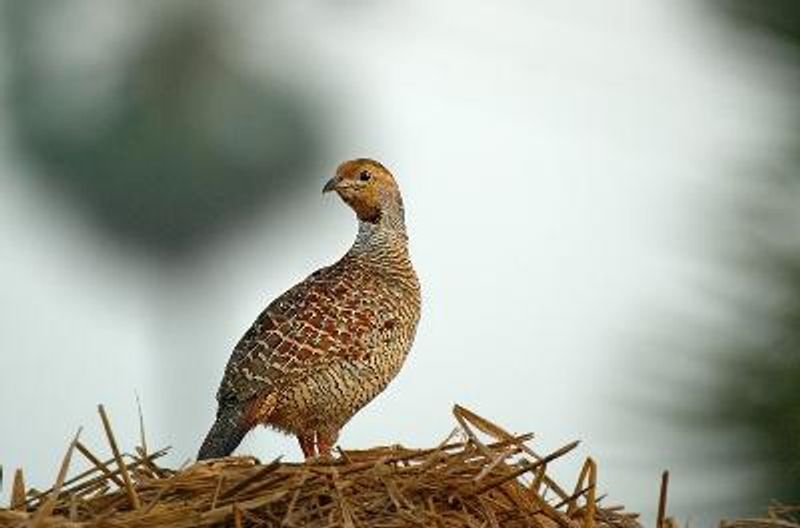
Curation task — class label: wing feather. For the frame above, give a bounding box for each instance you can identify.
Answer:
[215,262,378,408]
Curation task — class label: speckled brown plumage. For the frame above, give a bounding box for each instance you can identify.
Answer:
[198,159,421,460]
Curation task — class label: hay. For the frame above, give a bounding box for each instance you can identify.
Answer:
[1,405,643,528]
[721,505,800,528]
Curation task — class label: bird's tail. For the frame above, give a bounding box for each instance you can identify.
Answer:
[197,405,249,460]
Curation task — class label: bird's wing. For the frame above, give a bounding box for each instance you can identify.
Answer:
[215,262,380,410]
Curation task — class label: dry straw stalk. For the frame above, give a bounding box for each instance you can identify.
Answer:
[1,405,647,528]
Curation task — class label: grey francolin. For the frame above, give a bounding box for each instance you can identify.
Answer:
[198,158,421,460]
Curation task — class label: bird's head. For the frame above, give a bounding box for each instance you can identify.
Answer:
[323,158,402,224]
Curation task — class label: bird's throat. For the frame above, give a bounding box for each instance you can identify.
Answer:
[351,218,409,260]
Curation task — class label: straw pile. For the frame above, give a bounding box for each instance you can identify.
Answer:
[0,405,643,528]
[721,505,800,528]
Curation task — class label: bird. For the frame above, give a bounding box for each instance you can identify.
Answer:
[197,158,421,460]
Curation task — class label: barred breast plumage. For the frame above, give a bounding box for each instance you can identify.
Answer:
[198,158,421,460]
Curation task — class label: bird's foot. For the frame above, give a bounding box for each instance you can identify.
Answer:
[315,430,339,459]
[297,430,339,461]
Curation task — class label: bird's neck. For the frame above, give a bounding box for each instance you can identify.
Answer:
[349,202,409,260]
[347,204,419,299]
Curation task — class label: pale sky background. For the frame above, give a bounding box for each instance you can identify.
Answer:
[0,1,793,525]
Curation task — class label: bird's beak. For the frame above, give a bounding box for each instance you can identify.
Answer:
[322,176,340,194]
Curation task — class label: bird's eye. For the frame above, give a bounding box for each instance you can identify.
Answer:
[359,170,372,182]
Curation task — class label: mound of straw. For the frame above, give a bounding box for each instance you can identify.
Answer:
[721,505,800,528]
[1,405,643,528]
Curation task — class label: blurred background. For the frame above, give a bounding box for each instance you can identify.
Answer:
[1,0,798,524]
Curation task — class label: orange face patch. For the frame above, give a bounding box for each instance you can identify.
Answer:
[331,158,399,223]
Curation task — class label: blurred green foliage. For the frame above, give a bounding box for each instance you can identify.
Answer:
[3,1,324,257]
[704,247,800,502]
[717,0,800,51]
[694,0,800,505]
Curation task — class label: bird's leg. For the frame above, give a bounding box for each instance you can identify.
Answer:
[297,434,317,459]
[316,430,339,458]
